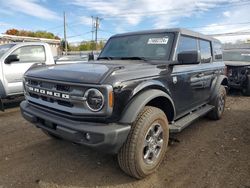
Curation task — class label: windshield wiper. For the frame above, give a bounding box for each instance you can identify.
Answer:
[119,56,148,61]
[98,56,113,60]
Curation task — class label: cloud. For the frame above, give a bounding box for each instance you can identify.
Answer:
[69,0,244,29]
[68,0,250,43]
[198,3,250,42]
[0,22,9,27]
[0,0,60,20]
[0,22,12,33]
[79,16,93,26]
[215,35,250,43]
[223,11,231,17]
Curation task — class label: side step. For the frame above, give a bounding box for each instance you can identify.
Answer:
[169,104,214,133]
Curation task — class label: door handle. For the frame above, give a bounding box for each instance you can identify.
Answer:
[197,73,204,78]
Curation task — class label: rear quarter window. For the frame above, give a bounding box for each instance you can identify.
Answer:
[199,40,212,63]
[213,42,222,61]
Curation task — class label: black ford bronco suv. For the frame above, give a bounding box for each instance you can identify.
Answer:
[20,28,227,179]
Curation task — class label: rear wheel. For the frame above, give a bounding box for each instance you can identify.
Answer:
[242,75,250,96]
[207,85,226,120]
[118,106,169,179]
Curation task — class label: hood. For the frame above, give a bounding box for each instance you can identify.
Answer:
[25,62,123,84]
[25,60,169,84]
[224,61,250,67]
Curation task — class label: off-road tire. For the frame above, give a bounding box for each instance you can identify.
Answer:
[118,106,169,179]
[242,75,250,96]
[42,130,61,139]
[207,85,226,120]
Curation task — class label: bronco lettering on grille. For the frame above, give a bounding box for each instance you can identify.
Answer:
[28,86,70,99]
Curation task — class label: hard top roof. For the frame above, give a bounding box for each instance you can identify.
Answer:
[112,28,220,42]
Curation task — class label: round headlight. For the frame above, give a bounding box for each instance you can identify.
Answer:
[84,88,104,112]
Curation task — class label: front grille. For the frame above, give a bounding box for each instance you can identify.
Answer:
[56,84,70,92]
[24,77,111,117]
[25,78,84,108]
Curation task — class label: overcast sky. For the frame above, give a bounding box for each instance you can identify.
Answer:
[0,0,250,43]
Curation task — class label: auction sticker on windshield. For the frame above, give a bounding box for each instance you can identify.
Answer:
[148,37,169,44]
[241,54,250,56]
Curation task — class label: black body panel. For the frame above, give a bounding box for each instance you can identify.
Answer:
[21,28,227,153]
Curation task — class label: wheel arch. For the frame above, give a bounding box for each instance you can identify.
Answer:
[119,89,176,124]
[210,75,228,101]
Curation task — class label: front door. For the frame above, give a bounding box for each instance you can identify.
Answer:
[2,45,46,95]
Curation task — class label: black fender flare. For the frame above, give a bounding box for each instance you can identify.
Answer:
[119,89,176,124]
[210,75,228,101]
[131,80,168,97]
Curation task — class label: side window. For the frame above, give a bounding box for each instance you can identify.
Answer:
[199,40,212,63]
[177,35,198,54]
[213,42,222,61]
[11,46,45,63]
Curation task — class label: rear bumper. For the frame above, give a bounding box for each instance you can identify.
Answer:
[20,101,130,154]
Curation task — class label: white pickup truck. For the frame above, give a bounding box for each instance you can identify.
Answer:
[0,42,55,109]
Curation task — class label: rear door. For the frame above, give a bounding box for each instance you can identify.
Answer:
[2,45,46,95]
[169,35,216,117]
[197,39,215,103]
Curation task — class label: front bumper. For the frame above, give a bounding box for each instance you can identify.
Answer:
[20,101,130,154]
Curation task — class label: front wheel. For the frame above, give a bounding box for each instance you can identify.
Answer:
[118,106,169,179]
[207,85,226,120]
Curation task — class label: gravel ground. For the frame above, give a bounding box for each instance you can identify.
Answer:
[0,95,249,188]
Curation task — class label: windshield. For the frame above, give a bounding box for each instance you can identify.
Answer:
[99,32,174,61]
[0,44,16,59]
[223,51,250,62]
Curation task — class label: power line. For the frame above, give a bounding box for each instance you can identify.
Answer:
[67,31,92,39]
[44,24,64,31]
[67,26,84,38]
[99,29,115,35]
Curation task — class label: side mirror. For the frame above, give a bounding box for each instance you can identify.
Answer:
[5,54,19,64]
[177,51,200,65]
[88,52,94,61]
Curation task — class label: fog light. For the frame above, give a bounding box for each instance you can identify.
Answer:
[85,132,91,140]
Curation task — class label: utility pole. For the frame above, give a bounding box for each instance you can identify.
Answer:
[63,11,67,55]
[95,17,99,51]
[94,16,102,51]
[91,16,94,42]
[91,16,94,51]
